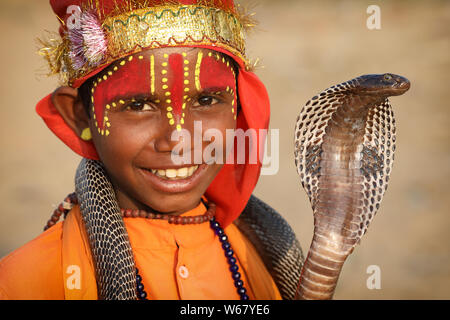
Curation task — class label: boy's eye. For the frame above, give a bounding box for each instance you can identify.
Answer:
[126,101,154,111]
[192,96,219,107]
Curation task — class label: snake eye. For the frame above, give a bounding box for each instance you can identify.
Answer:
[384,74,393,81]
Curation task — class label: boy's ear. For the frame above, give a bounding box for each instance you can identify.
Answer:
[51,86,89,137]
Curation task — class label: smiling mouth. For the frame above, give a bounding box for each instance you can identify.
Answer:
[143,165,199,180]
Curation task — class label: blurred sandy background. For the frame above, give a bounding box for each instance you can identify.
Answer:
[0,0,449,299]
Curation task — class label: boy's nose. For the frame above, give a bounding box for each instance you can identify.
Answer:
[154,126,181,153]
[153,116,193,154]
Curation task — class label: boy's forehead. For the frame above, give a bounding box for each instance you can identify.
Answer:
[108,47,234,78]
[91,46,238,133]
[95,47,237,96]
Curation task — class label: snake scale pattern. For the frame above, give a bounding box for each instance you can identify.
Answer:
[294,73,410,299]
[235,196,304,300]
[75,159,137,300]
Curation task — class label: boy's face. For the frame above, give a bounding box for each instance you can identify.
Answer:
[88,47,238,214]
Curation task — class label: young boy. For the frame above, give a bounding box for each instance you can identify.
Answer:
[0,0,302,300]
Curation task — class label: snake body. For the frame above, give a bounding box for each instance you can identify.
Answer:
[294,73,410,299]
[75,159,137,300]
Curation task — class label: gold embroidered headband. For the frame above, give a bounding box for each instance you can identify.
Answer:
[38,1,256,86]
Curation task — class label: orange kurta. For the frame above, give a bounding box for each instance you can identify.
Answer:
[0,202,281,300]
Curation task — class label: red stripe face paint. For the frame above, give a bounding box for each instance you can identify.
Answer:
[91,54,152,136]
[168,53,185,128]
[162,50,237,131]
[90,49,237,137]
[199,51,236,99]
[199,51,237,120]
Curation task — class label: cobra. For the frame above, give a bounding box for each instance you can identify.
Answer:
[293,73,410,299]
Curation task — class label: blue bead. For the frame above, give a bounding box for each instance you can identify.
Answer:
[139,291,147,299]
[232,272,241,280]
[230,265,239,273]
[136,275,142,283]
[208,218,249,301]
[228,257,237,265]
[225,249,234,257]
[211,221,220,229]
[137,283,144,291]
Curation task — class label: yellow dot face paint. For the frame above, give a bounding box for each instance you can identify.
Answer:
[90,49,238,139]
[91,54,160,137]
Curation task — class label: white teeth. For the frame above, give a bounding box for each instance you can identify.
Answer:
[177,167,188,178]
[150,166,199,179]
[165,169,177,178]
[157,170,165,177]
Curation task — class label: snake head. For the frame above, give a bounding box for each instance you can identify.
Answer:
[355,73,410,98]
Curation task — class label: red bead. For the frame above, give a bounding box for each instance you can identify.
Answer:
[174,216,182,224]
[139,210,147,218]
[51,215,60,222]
[47,220,55,227]
[124,209,132,218]
[116,200,216,225]
[58,204,65,212]
[53,209,62,217]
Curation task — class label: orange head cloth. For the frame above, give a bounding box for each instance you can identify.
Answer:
[36,0,270,228]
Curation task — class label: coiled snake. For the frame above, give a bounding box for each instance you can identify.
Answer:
[69,73,409,300]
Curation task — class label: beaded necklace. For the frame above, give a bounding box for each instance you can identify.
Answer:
[45,193,249,300]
